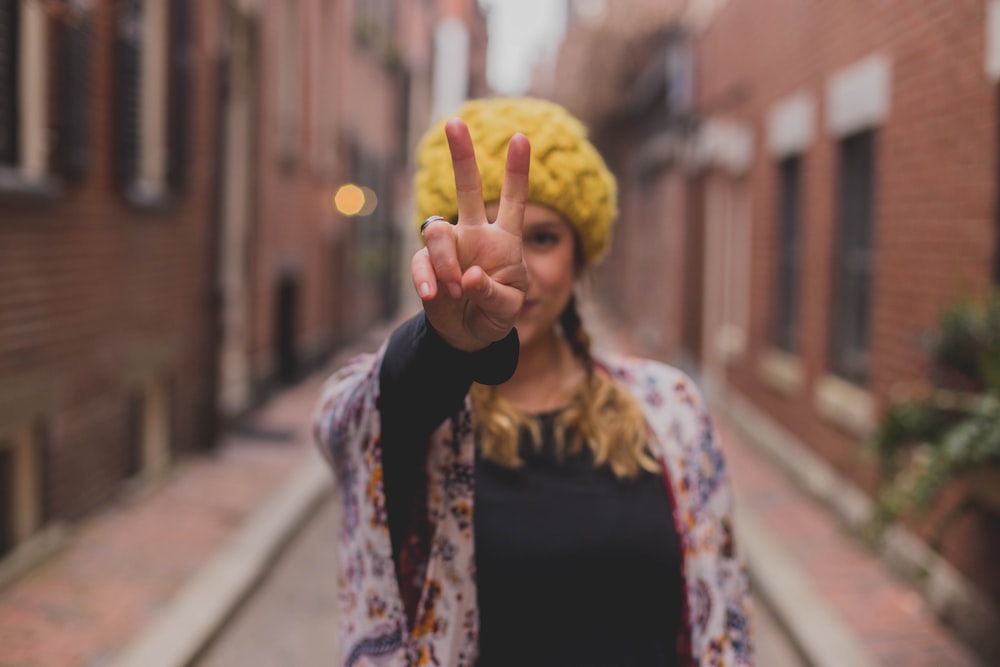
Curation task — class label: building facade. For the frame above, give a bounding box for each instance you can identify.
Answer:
[546,0,1000,657]
[0,0,487,584]
[0,0,223,569]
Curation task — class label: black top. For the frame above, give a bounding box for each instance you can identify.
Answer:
[377,314,684,666]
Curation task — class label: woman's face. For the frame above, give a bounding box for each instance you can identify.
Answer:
[485,201,579,349]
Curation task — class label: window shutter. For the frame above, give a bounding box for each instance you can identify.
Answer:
[775,156,802,353]
[0,0,20,167]
[57,9,92,180]
[114,0,142,187]
[166,0,190,190]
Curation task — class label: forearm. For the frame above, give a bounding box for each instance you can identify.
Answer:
[378,312,518,558]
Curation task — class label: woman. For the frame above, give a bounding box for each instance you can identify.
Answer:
[314,98,753,666]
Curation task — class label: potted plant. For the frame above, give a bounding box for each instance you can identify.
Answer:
[869,289,1000,538]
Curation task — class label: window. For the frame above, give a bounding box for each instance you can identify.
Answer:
[0,1,93,191]
[829,130,875,385]
[0,0,49,186]
[774,155,803,353]
[353,0,394,49]
[55,3,94,180]
[274,0,302,167]
[0,0,20,170]
[309,0,337,177]
[114,0,190,203]
[0,425,44,560]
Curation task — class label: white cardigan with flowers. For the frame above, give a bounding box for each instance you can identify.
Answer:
[313,342,754,666]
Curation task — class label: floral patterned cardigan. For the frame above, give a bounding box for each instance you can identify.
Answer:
[313,341,754,667]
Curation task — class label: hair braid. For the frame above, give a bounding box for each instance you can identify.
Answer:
[558,295,593,373]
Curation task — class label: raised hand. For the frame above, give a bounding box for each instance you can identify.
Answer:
[411,119,530,352]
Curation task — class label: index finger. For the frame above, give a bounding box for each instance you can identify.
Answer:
[495,132,530,234]
[445,118,487,225]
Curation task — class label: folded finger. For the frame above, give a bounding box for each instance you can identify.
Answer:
[422,221,463,298]
[411,248,437,300]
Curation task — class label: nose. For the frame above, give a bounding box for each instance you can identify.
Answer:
[522,257,536,290]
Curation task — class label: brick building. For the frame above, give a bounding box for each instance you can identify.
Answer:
[0,0,223,574]
[0,0,487,586]
[693,0,1000,642]
[546,0,1000,658]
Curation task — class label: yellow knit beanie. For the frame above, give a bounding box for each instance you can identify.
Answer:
[413,97,618,266]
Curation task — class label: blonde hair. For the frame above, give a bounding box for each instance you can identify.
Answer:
[470,297,659,479]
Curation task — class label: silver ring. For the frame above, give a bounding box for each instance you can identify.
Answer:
[420,215,449,233]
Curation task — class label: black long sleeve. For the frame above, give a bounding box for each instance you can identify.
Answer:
[376,313,518,559]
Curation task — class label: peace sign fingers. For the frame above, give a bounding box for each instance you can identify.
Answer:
[445,119,487,226]
[494,132,530,235]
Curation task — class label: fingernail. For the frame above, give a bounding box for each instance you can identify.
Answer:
[419,282,431,298]
[447,282,462,299]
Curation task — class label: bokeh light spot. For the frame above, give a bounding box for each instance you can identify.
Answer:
[334,184,365,216]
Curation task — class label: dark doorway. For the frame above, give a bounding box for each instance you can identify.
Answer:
[125,390,144,479]
[274,274,299,385]
[0,443,13,557]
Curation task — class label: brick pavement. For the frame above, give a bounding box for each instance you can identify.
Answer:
[1,309,991,667]
[718,417,984,667]
[0,375,325,667]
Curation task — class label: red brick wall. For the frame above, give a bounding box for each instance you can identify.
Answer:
[0,2,221,518]
[250,0,400,387]
[696,0,998,600]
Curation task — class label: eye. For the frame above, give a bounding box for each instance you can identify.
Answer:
[525,230,560,248]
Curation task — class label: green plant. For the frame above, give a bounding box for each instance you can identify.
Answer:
[870,290,1000,532]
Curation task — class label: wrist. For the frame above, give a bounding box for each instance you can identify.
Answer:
[431,328,491,354]
[422,316,491,353]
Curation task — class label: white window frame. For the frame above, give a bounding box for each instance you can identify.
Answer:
[767,91,815,158]
[695,118,754,175]
[134,0,170,199]
[985,0,1000,81]
[0,424,43,557]
[825,53,891,139]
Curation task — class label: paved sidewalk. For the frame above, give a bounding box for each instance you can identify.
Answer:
[0,319,395,667]
[719,416,984,667]
[0,308,990,667]
[0,375,329,667]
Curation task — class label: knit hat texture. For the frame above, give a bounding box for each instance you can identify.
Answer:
[413,97,618,266]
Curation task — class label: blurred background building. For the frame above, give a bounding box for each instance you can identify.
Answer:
[0,0,485,582]
[2,0,1000,662]
[540,0,1000,658]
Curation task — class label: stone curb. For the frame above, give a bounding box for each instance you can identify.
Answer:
[718,390,997,665]
[735,506,880,667]
[107,456,333,667]
[105,316,404,667]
